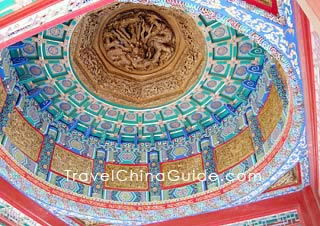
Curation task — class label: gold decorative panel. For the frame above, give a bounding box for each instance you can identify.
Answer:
[276,61,287,89]
[214,128,254,173]
[3,109,43,161]
[104,163,149,191]
[258,85,283,140]
[256,0,272,7]
[50,145,94,184]
[70,3,205,108]
[266,165,301,192]
[0,82,7,111]
[160,154,204,189]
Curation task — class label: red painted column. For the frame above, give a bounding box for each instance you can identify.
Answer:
[293,0,320,204]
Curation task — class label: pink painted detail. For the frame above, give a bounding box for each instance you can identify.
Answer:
[311,30,320,199]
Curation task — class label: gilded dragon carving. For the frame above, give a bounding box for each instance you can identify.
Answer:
[103,10,176,72]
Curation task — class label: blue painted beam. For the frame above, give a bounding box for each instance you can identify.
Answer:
[69,119,79,132]
[8,41,25,50]
[85,126,92,139]
[27,88,42,98]
[182,127,189,140]
[211,113,221,125]
[39,99,52,111]
[166,130,172,144]
[117,133,122,147]
[134,133,138,148]
[224,104,236,116]
[11,57,28,67]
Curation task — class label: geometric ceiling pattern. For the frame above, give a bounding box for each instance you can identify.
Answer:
[9,15,265,143]
[0,0,309,225]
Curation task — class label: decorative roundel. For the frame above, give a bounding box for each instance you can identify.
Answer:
[126,113,136,120]
[179,102,190,109]
[48,27,62,36]
[101,122,112,130]
[213,64,225,73]
[224,85,237,94]
[90,103,100,110]
[47,46,59,55]
[43,86,55,95]
[191,113,203,121]
[207,80,217,88]
[23,43,36,54]
[170,121,181,128]
[145,113,155,119]
[239,43,253,54]
[60,103,72,111]
[62,80,72,87]
[107,110,117,117]
[163,109,174,115]
[123,126,135,133]
[147,125,157,133]
[216,46,228,55]
[210,101,222,109]
[236,66,247,76]
[29,65,42,76]
[213,27,226,37]
[52,64,64,73]
[74,93,85,101]
[194,92,205,99]
[80,114,91,122]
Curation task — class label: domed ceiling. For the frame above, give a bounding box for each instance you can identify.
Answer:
[0,1,308,225]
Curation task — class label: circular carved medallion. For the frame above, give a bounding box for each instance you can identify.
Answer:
[70,3,206,108]
[103,9,176,73]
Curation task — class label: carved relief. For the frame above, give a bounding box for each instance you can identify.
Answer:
[266,165,300,191]
[50,145,94,184]
[3,109,43,161]
[104,163,149,191]
[70,3,206,108]
[160,154,204,189]
[0,82,6,112]
[103,9,176,72]
[214,128,254,173]
[258,85,283,140]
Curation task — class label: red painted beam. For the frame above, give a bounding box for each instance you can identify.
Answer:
[242,0,278,15]
[0,177,68,226]
[0,0,115,49]
[293,0,320,203]
[146,187,320,226]
[0,0,62,28]
[0,215,15,226]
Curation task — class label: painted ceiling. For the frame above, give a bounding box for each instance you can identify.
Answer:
[0,0,309,225]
